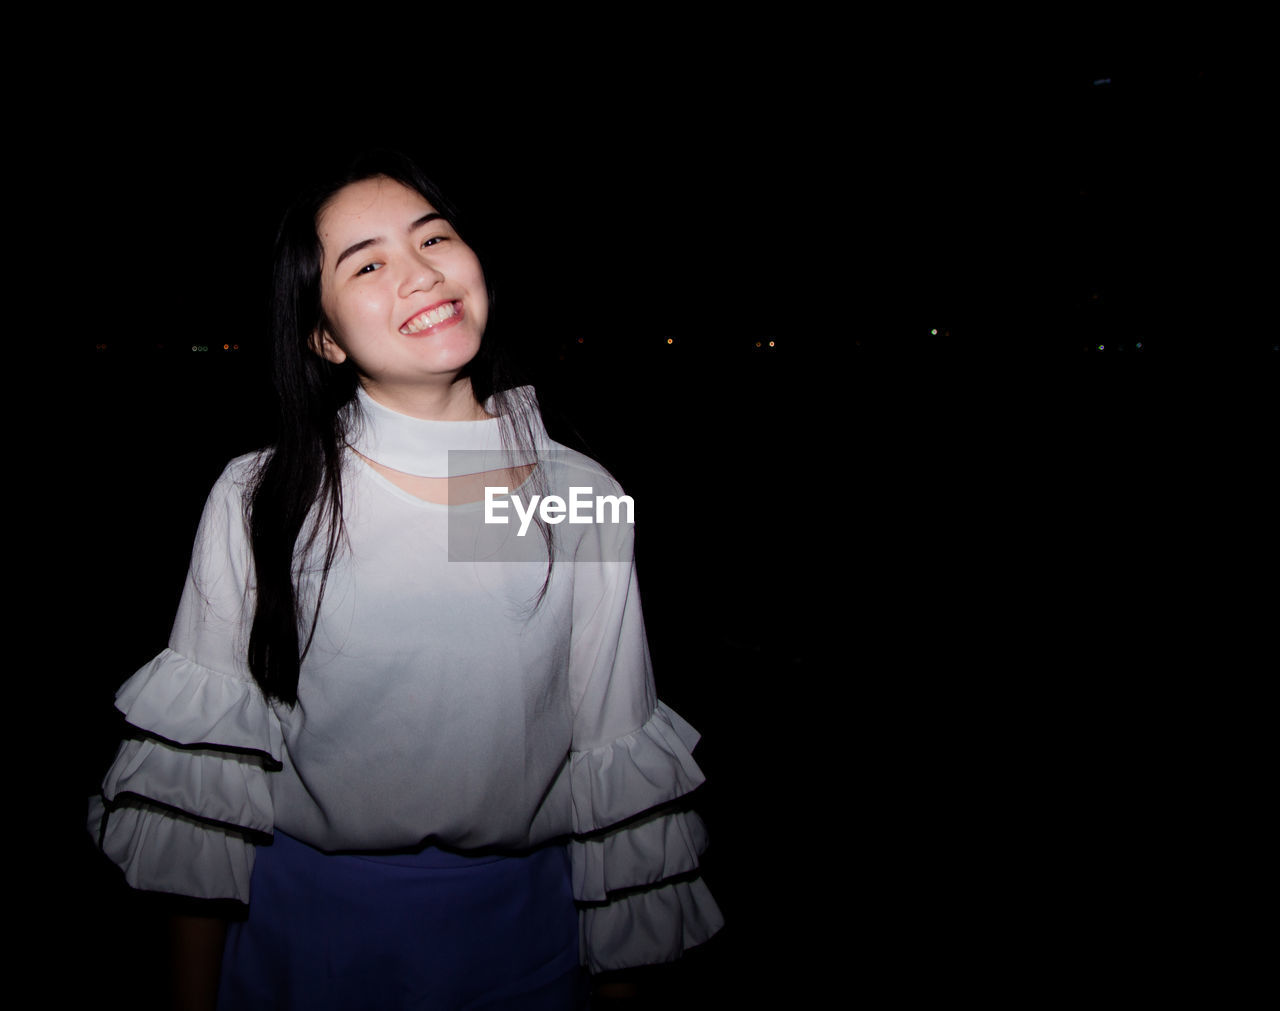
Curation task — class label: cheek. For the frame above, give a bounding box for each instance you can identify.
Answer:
[328,289,386,338]
[467,264,490,330]
[319,287,344,334]
[472,291,490,332]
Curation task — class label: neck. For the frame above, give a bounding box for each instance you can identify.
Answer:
[348,384,547,478]
[358,377,491,421]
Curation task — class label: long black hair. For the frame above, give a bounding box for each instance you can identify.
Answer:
[247,150,549,706]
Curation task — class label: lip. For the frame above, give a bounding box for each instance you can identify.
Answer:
[399,299,463,336]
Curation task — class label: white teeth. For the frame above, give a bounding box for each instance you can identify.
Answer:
[401,302,458,334]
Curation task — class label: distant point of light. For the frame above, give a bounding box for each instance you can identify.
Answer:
[768,340,775,347]
[576,337,584,344]
[755,341,762,347]
[666,338,674,345]
[931,329,938,335]
[1093,77,1112,86]
[1135,342,1142,349]
[223,344,230,350]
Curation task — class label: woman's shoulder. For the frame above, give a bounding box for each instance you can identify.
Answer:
[538,442,635,561]
[191,450,272,533]
[212,449,272,495]
[542,441,626,498]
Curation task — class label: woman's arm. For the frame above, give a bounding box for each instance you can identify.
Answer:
[168,914,228,1011]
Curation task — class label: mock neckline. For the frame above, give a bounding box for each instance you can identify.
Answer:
[347,386,548,477]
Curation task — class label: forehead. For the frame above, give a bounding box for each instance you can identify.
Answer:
[317,177,438,244]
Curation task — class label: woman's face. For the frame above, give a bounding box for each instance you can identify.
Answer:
[314,176,488,401]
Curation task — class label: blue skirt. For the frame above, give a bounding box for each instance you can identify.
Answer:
[218,831,586,1010]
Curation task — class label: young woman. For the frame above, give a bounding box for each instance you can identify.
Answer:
[90,150,721,1009]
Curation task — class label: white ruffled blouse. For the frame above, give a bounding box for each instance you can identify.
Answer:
[89,387,722,972]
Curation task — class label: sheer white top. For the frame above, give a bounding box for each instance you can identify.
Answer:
[89,388,722,972]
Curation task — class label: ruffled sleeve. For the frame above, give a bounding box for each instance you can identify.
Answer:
[564,510,723,972]
[88,457,281,902]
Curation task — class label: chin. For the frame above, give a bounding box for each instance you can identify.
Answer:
[427,331,484,373]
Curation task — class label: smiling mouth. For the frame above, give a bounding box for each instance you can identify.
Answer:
[400,301,460,335]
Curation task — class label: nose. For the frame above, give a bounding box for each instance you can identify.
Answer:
[398,255,445,298]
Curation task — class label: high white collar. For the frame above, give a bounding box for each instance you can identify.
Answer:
[347,386,548,477]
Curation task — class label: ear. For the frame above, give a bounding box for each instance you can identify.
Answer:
[311,328,348,365]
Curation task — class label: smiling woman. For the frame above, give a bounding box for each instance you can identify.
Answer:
[313,177,491,415]
[87,150,721,1010]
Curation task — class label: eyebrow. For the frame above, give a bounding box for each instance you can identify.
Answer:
[333,212,446,273]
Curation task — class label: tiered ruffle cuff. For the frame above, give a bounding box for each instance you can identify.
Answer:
[567,702,724,972]
[88,648,281,902]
